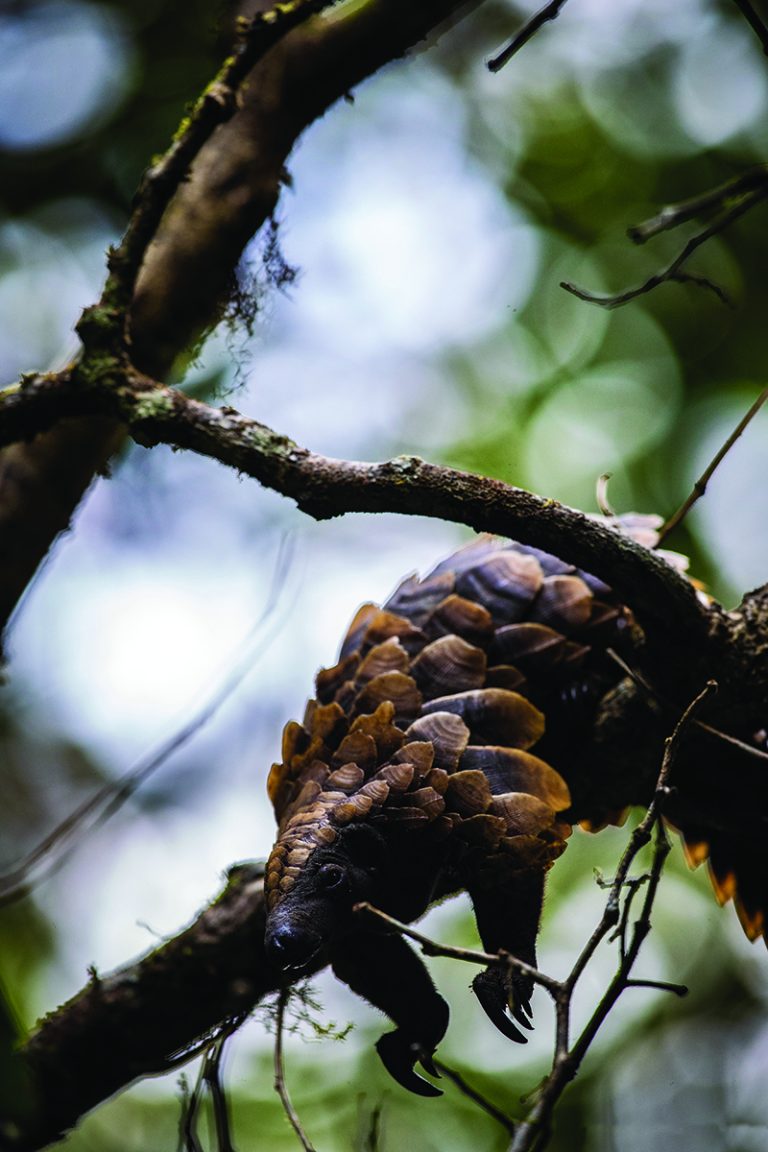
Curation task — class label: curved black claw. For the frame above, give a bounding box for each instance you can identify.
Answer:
[472,968,530,1043]
[376,1030,443,1097]
[419,1052,441,1079]
[511,999,534,1031]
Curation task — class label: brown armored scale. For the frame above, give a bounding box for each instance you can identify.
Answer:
[264,528,766,1095]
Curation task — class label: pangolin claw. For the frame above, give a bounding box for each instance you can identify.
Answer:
[419,1051,441,1079]
[511,1001,534,1031]
[472,969,529,1044]
[376,1031,443,1097]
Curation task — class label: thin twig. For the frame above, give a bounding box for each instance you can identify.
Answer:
[352,687,715,1152]
[628,166,768,243]
[509,681,717,1152]
[658,384,768,542]
[487,0,570,72]
[275,989,317,1152]
[609,875,649,959]
[203,1037,237,1152]
[625,978,688,997]
[731,0,768,55]
[561,185,768,309]
[0,535,297,907]
[432,1059,517,1134]
[595,473,616,517]
[179,1069,206,1152]
[605,648,768,764]
[353,902,560,994]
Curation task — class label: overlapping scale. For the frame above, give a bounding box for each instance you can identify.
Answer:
[410,635,487,697]
[421,688,545,748]
[455,551,542,623]
[356,638,411,683]
[405,712,469,772]
[530,575,593,630]
[490,623,566,673]
[423,594,494,646]
[385,570,456,624]
[460,746,571,811]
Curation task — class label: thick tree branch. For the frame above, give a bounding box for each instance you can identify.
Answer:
[107,0,344,316]
[0,0,485,645]
[129,0,485,376]
[3,864,284,1151]
[0,369,711,644]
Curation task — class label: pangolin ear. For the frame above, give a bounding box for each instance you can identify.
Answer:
[340,823,388,870]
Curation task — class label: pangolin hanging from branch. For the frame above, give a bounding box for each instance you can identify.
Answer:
[263,522,767,1096]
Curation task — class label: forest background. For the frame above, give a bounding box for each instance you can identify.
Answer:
[1,0,768,1149]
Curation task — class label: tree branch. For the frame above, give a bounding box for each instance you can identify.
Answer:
[4,864,283,1151]
[0,0,486,646]
[106,0,344,317]
[0,369,712,644]
[731,0,768,56]
[658,383,768,543]
[486,0,570,73]
[562,178,768,309]
[626,166,768,244]
[274,990,318,1152]
[508,681,715,1151]
[127,0,486,377]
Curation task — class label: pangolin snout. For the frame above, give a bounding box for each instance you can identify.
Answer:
[265,918,323,973]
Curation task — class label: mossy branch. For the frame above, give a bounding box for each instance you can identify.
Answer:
[0,365,712,645]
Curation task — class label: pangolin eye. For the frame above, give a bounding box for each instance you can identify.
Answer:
[317,863,345,890]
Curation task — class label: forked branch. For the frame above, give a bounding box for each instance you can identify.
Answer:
[562,169,768,309]
[355,683,715,1152]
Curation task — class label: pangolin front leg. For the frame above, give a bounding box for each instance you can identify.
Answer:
[468,868,545,1042]
[330,927,449,1097]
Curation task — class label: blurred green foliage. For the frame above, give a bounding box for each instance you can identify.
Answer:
[2,0,768,1149]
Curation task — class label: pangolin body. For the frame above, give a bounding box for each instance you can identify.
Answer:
[263,530,764,1095]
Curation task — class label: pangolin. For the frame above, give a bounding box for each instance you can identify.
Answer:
[263,525,765,1096]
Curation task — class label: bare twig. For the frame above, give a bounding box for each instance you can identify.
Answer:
[509,681,717,1151]
[609,874,648,960]
[605,648,768,764]
[359,688,716,1150]
[595,473,616,517]
[487,0,570,72]
[178,1071,206,1152]
[203,1036,238,1152]
[561,185,768,309]
[624,978,688,997]
[0,535,297,908]
[178,1020,246,1152]
[658,384,768,543]
[628,166,768,244]
[431,1059,517,1135]
[275,989,318,1152]
[353,902,559,994]
[731,0,768,55]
